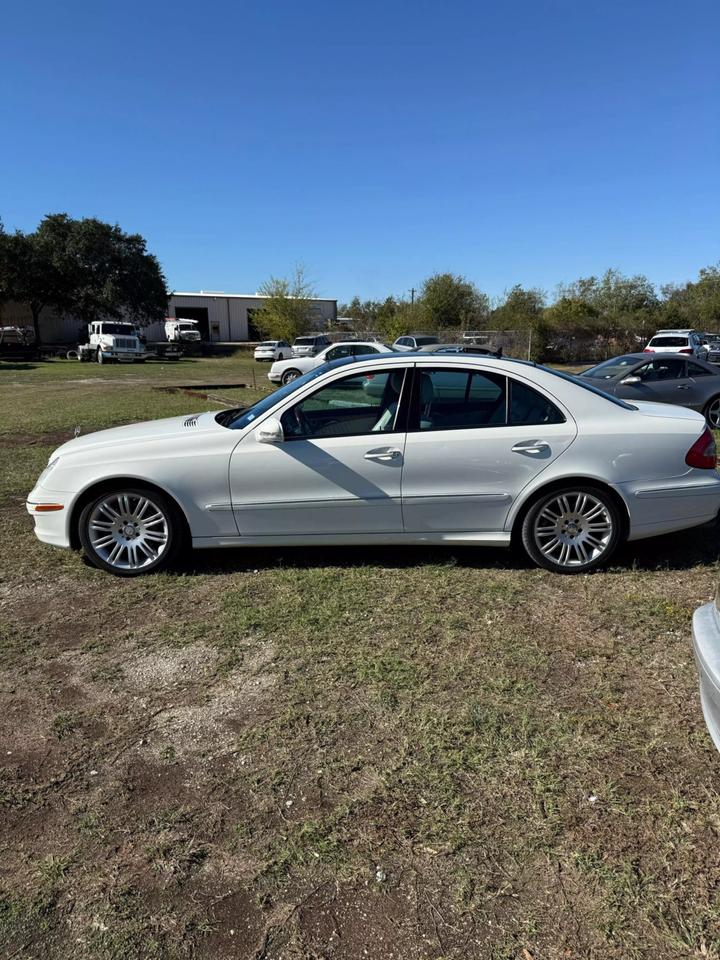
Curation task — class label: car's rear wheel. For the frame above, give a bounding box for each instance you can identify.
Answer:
[281,368,302,385]
[521,485,621,574]
[78,487,183,576]
[704,396,720,429]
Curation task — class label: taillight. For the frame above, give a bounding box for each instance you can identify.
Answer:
[679,348,693,354]
[686,426,717,469]
[643,347,653,352]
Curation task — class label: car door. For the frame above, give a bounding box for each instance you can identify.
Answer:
[614,358,695,406]
[400,366,577,533]
[228,366,410,537]
[686,360,719,412]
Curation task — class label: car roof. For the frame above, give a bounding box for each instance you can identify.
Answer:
[651,329,695,336]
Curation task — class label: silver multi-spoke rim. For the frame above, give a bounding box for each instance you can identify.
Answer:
[707,398,720,428]
[88,493,169,570]
[283,370,299,384]
[533,492,613,568]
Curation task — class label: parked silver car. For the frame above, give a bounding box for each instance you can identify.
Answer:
[693,590,720,752]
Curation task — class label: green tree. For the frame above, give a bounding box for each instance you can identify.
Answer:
[557,269,658,335]
[254,265,318,342]
[661,265,720,330]
[492,285,545,331]
[419,272,489,329]
[0,214,168,343]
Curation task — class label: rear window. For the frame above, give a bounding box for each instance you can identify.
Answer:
[415,336,439,346]
[649,336,688,347]
[294,337,314,345]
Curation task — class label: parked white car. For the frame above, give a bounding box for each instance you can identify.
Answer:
[269,341,394,385]
[27,354,720,577]
[254,340,292,362]
[644,330,709,360]
[693,590,720,752]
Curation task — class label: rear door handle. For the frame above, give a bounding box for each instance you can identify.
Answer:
[676,384,690,390]
[364,447,402,462]
[511,440,550,454]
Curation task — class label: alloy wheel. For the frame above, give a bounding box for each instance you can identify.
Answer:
[706,397,720,429]
[531,491,614,568]
[87,492,169,571]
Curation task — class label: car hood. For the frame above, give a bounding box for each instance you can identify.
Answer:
[49,411,224,460]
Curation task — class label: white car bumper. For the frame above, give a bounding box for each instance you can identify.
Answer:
[26,487,73,548]
[692,598,720,753]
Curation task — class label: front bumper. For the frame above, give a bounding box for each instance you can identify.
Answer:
[692,599,720,753]
[25,489,72,548]
[100,350,152,361]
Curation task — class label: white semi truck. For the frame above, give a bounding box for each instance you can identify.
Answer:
[77,321,181,363]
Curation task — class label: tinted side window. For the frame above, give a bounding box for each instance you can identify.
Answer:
[281,369,407,438]
[652,358,686,379]
[417,369,506,431]
[326,345,354,361]
[688,362,712,377]
[509,380,565,425]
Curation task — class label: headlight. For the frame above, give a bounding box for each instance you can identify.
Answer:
[37,457,60,486]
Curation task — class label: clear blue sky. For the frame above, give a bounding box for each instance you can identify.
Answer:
[2,0,718,303]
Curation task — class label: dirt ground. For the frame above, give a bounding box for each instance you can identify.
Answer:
[2,357,720,960]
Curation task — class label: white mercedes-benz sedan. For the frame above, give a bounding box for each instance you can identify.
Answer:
[268,340,393,385]
[27,354,720,577]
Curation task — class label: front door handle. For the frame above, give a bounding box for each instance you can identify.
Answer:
[511,440,550,454]
[676,384,690,390]
[364,447,402,462]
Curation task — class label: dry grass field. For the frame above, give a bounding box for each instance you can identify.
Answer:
[2,353,720,960]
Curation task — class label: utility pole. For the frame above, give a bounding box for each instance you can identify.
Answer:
[410,287,415,304]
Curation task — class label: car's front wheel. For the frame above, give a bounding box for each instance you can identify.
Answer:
[521,485,622,574]
[281,368,302,385]
[78,487,184,576]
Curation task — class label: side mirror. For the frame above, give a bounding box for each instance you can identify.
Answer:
[256,417,284,444]
[621,375,641,385]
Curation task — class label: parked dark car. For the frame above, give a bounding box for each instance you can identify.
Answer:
[580,353,720,427]
[423,342,503,358]
[0,326,39,361]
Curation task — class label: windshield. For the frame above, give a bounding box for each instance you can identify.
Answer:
[218,359,357,429]
[649,336,688,347]
[101,323,135,335]
[581,356,639,379]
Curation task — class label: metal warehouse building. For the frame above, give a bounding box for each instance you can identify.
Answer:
[155,291,338,342]
[1,291,337,343]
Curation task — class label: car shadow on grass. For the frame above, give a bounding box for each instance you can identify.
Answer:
[179,520,720,577]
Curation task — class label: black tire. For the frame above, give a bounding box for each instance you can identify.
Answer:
[704,396,720,429]
[78,486,186,577]
[96,349,104,364]
[66,349,80,361]
[520,484,622,574]
[281,368,302,385]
